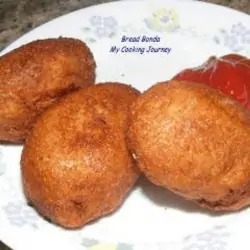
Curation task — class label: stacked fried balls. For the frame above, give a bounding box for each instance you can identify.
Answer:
[1,37,250,229]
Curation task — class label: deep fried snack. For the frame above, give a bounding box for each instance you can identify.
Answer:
[21,83,140,228]
[128,80,250,211]
[0,38,96,142]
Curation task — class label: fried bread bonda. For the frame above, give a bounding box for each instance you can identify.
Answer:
[0,38,96,142]
[128,80,250,211]
[21,83,140,229]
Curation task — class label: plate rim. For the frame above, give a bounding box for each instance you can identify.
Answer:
[1,0,250,250]
[1,0,250,55]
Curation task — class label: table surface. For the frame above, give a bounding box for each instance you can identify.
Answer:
[1,0,250,249]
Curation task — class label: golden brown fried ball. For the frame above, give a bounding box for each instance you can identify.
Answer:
[128,80,250,211]
[0,37,96,143]
[21,82,140,229]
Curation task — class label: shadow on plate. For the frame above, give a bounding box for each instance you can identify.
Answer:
[137,176,234,217]
[0,141,23,146]
[25,179,138,230]
[24,175,236,230]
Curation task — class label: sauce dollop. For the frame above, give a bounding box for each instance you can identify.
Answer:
[173,54,250,109]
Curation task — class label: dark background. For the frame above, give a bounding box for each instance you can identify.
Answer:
[1,0,250,51]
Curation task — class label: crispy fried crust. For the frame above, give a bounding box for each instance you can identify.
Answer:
[128,80,250,211]
[21,82,140,228]
[0,38,96,142]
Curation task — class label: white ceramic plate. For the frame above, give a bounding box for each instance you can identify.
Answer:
[1,0,250,249]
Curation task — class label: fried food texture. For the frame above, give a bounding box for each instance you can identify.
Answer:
[128,80,250,211]
[21,82,140,228]
[0,38,96,142]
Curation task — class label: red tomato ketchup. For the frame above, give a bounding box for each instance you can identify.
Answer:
[173,54,250,110]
